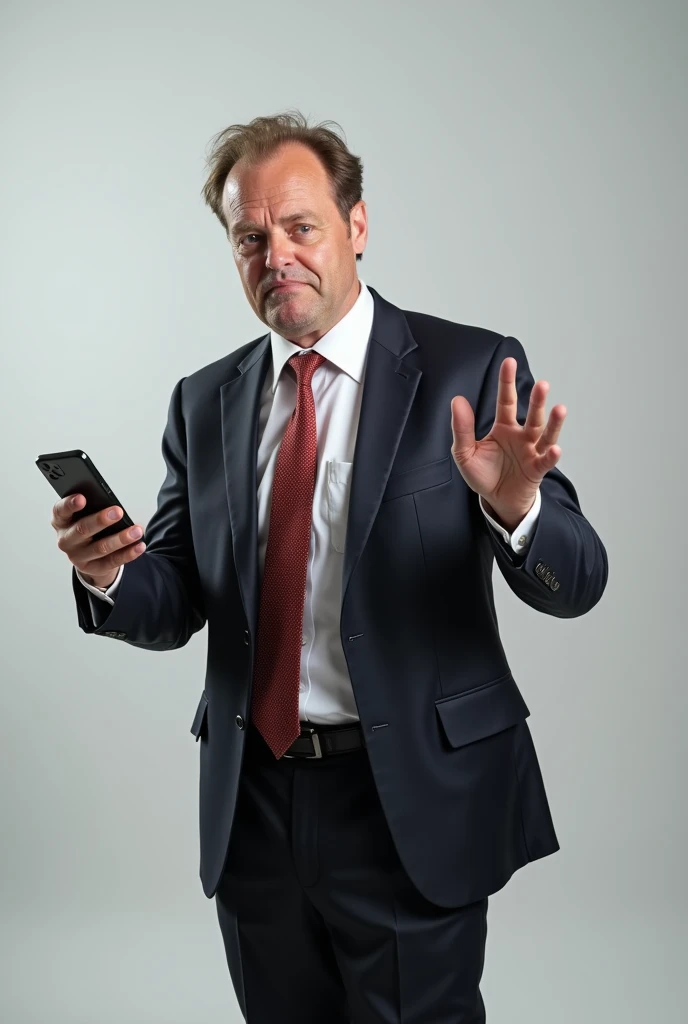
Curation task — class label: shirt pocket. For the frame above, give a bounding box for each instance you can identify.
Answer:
[326,460,354,553]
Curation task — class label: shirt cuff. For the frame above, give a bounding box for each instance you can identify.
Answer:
[75,564,124,606]
[479,488,542,554]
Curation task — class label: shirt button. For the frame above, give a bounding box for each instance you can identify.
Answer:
[517,534,527,547]
[302,636,308,646]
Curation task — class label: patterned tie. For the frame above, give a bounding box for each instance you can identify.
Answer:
[250,350,326,758]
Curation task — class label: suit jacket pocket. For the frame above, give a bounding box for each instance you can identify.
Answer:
[435,672,530,748]
[382,454,452,502]
[190,691,209,742]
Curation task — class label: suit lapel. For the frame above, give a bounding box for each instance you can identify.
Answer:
[220,335,271,642]
[341,287,421,602]
[219,286,422,632]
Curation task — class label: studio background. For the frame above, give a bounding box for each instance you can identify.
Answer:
[1,1,685,1020]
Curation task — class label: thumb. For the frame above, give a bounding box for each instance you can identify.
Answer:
[450,396,476,462]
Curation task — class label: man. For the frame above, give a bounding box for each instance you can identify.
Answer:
[51,112,608,1022]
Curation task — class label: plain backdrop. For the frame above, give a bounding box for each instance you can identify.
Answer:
[1,1,686,1021]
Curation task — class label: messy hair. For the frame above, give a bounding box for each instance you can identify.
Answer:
[201,110,364,260]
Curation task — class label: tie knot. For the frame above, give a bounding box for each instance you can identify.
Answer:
[289,351,326,387]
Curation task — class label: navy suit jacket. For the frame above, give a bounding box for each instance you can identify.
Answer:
[73,285,608,907]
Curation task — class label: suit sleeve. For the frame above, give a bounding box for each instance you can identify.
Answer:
[72,377,207,650]
[473,335,608,618]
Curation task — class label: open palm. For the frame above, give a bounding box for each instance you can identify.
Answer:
[451,357,567,524]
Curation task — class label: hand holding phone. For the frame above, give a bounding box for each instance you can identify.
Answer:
[37,450,146,589]
[51,494,146,588]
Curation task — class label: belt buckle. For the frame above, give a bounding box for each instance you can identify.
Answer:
[283,726,323,759]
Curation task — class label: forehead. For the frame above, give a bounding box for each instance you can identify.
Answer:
[223,143,335,231]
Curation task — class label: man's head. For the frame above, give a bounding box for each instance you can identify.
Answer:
[202,112,367,347]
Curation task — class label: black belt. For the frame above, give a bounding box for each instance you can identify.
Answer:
[282,722,364,759]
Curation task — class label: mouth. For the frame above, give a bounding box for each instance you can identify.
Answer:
[267,281,306,294]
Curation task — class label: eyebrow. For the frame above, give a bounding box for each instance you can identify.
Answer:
[229,210,321,238]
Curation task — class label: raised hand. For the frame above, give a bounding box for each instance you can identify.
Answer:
[450,357,566,531]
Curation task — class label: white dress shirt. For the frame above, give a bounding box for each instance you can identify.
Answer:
[77,280,541,724]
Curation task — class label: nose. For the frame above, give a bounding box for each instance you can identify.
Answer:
[265,231,295,271]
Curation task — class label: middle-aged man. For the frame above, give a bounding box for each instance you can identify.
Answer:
[52,112,608,1022]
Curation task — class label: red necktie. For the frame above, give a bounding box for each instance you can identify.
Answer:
[250,351,326,758]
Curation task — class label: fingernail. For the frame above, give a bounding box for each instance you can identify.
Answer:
[107,509,119,520]
[130,526,142,540]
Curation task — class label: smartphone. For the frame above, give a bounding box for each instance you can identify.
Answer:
[36,449,137,541]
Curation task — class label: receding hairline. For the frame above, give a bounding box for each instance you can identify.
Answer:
[221,140,344,229]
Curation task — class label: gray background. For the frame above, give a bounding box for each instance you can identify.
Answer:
[2,0,686,1020]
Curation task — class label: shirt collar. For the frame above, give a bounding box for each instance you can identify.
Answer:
[268,279,374,394]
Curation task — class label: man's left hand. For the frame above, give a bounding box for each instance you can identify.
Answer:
[450,357,567,532]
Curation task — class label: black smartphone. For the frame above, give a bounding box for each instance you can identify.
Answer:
[36,449,137,541]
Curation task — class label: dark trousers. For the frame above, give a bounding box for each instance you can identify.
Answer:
[215,722,489,1023]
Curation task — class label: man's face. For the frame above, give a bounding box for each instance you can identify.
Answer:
[222,142,367,346]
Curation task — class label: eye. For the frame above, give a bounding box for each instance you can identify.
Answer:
[296,224,312,234]
[241,234,260,245]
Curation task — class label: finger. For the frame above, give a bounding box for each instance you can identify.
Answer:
[494,357,519,426]
[85,521,144,561]
[532,445,562,476]
[535,405,567,454]
[74,535,146,576]
[450,395,476,460]
[57,507,125,555]
[70,505,125,543]
[72,521,145,570]
[523,381,550,436]
[51,493,85,529]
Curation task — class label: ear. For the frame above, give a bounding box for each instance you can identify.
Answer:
[350,200,368,257]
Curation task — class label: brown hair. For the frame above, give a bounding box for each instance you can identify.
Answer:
[201,110,364,261]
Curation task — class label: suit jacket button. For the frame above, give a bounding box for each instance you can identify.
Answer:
[235,715,245,729]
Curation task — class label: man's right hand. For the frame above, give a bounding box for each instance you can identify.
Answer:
[51,493,146,588]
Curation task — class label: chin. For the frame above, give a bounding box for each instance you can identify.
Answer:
[275,317,309,334]
[274,295,310,316]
